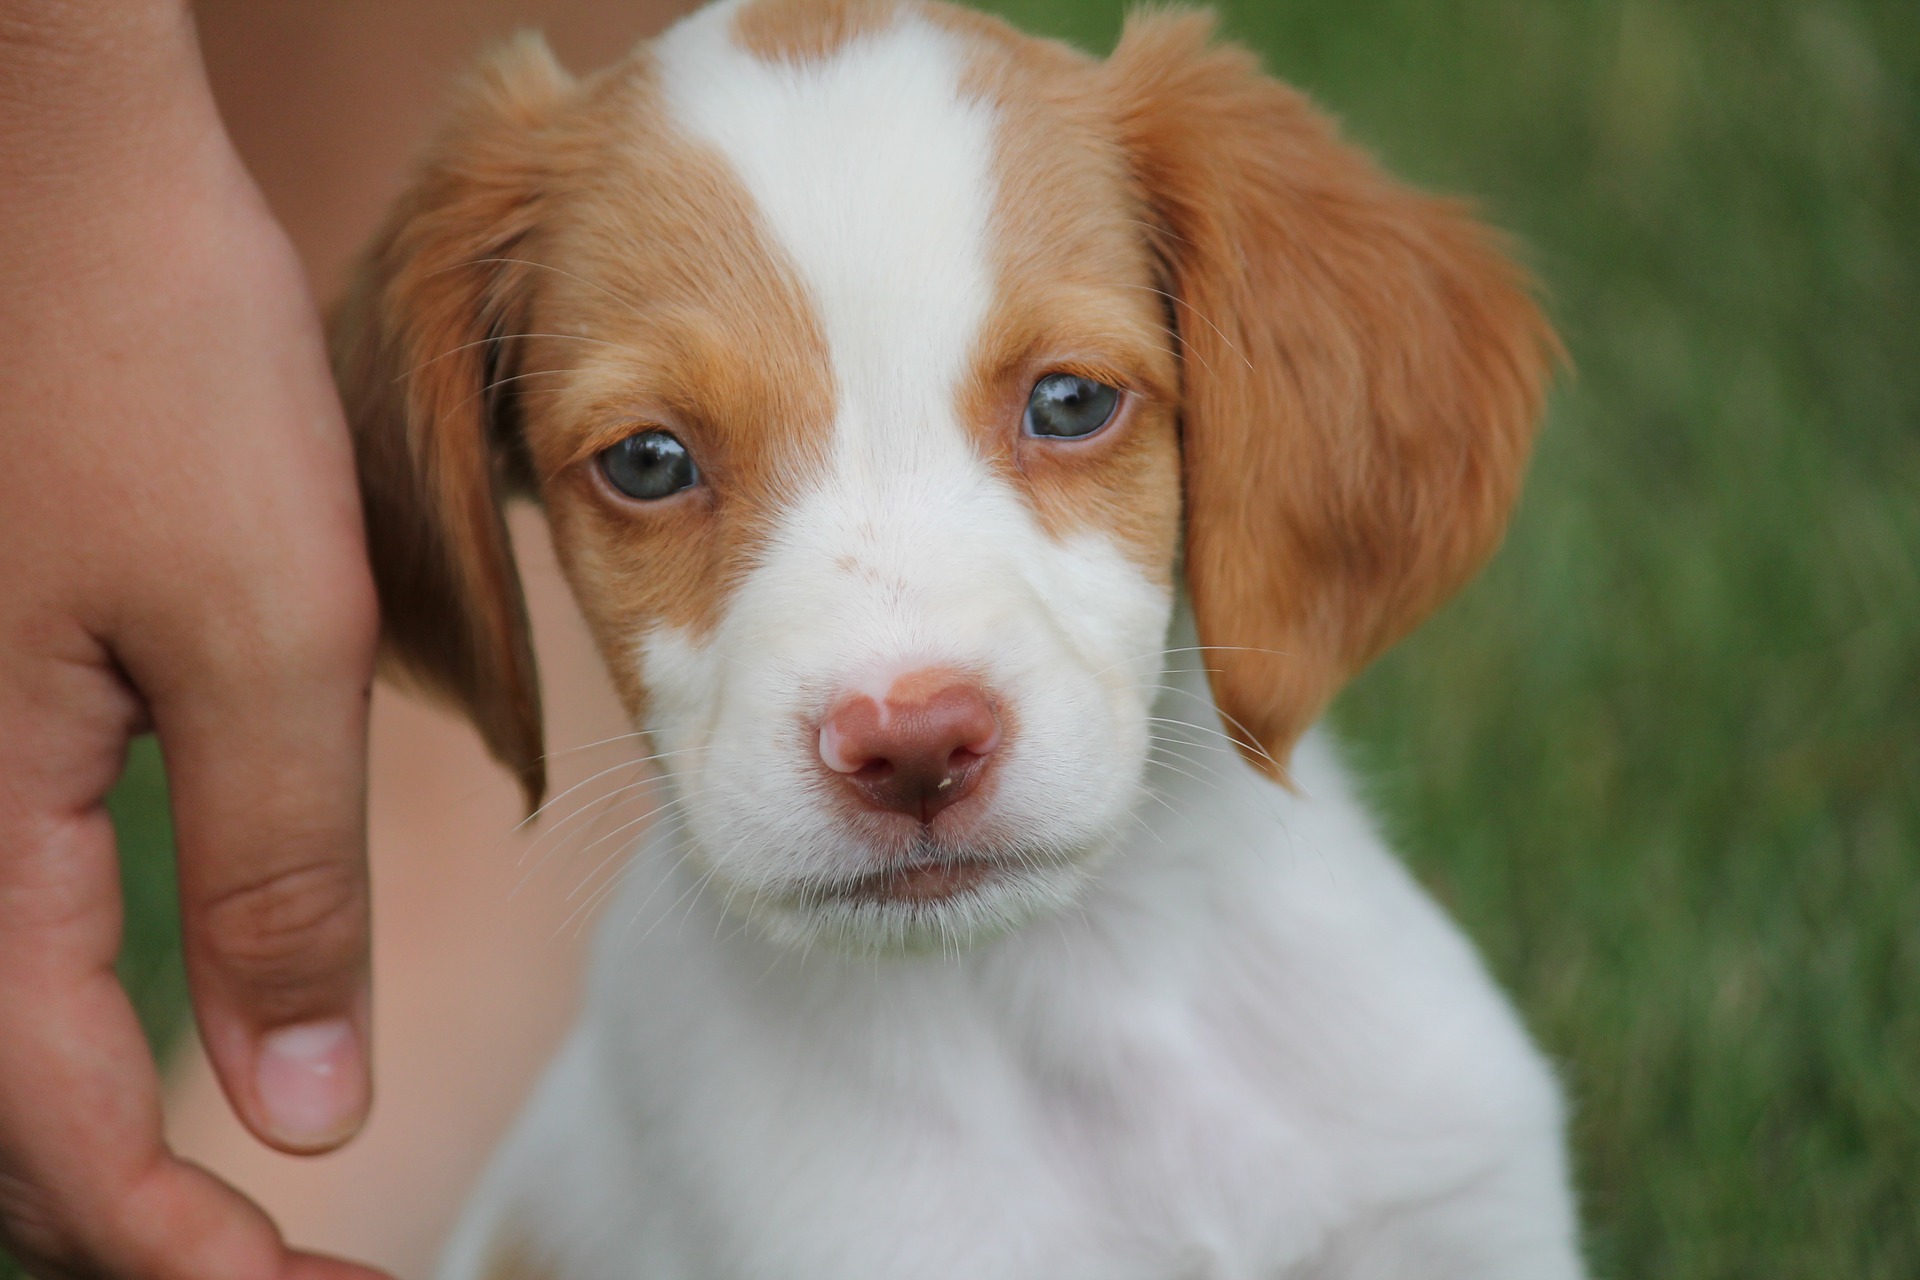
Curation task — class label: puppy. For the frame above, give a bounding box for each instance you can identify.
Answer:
[332,0,1581,1275]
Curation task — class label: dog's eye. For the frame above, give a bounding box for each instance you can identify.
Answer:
[1024,373,1120,440]
[600,430,698,501]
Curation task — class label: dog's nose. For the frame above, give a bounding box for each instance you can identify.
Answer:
[819,671,1001,823]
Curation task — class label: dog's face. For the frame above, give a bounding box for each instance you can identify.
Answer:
[523,7,1183,949]
[335,0,1553,951]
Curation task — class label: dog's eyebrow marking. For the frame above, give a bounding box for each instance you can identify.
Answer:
[656,3,997,476]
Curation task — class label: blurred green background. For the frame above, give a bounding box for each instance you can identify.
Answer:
[64,0,1920,1277]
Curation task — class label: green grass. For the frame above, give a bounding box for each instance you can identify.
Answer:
[110,740,187,1061]
[34,1,1917,1277]
[0,744,181,1280]
[1000,0,1918,1274]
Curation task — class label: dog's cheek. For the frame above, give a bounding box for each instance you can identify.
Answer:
[1008,414,1182,726]
[1022,400,1183,590]
[1040,530,1175,688]
[538,464,736,735]
[633,623,728,756]
[992,524,1174,836]
[635,608,860,891]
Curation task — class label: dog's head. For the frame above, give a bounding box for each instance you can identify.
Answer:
[333,0,1553,950]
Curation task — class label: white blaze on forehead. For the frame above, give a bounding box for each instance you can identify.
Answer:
[642,2,1170,731]
[655,2,997,472]
[629,6,1176,936]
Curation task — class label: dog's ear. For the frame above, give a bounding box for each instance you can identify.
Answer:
[1104,12,1557,780]
[330,34,575,809]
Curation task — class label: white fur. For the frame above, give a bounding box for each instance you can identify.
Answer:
[656,0,997,425]
[441,652,1580,1279]
[637,3,1172,953]
[437,4,1584,1275]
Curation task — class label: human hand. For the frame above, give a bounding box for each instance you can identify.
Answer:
[0,4,386,1276]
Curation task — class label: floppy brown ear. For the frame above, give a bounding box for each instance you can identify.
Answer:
[1105,11,1557,780]
[330,34,575,809]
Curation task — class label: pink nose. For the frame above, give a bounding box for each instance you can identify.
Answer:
[818,671,1002,823]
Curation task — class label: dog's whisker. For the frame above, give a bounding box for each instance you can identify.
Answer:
[514,742,712,840]
[1131,782,1184,821]
[1085,642,1297,683]
[548,780,729,879]
[512,772,678,879]
[1145,729,1238,769]
[517,778,718,900]
[441,255,653,322]
[522,790,679,901]
[442,366,576,420]
[557,803,681,906]
[588,819,702,948]
[1135,684,1291,779]
[561,804,707,930]
[1109,280,1256,373]
[1144,719,1259,760]
[495,775,656,889]
[392,331,621,385]
[533,731,698,767]
[519,751,706,831]
[1143,724,1246,758]
[560,840,657,939]
[643,857,723,948]
[1144,749,1236,798]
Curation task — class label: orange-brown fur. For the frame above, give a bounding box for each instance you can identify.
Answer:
[515,55,834,718]
[732,0,901,64]
[949,11,1185,587]
[333,32,837,804]
[1102,11,1556,777]
[331,34,579,805]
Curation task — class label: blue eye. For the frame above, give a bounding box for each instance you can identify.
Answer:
[1024,373,1120,440]
[600,430,698,500]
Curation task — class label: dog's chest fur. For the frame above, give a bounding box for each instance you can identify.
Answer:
[443,676,1573,1280]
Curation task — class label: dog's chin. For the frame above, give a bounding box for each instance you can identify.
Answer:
[734,849,1097,956]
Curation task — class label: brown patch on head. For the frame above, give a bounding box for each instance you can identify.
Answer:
[1100,11,1558,777]
[732,0,902,65]
[331,35,834,804]
[517,58,834,721]
[938,9,1184,588]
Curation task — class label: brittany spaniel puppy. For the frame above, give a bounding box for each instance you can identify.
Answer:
[332,0,1581,1275]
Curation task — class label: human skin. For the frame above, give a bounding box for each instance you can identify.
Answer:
[0,2,381,1275]
[164,509,638,1273]
[0,1,683,1276]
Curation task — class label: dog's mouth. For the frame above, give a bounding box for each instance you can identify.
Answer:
[817,857,1002,905]
[742,837,1096,952]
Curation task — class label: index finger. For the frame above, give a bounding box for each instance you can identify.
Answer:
[0,641,386,1280]
[128,562,381,1158]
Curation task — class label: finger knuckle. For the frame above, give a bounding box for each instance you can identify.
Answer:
[262,572,381,684]
[197,855,367,1017]
[0,1170,83,1278]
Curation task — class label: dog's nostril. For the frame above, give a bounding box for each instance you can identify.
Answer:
[818,671,1002,822]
